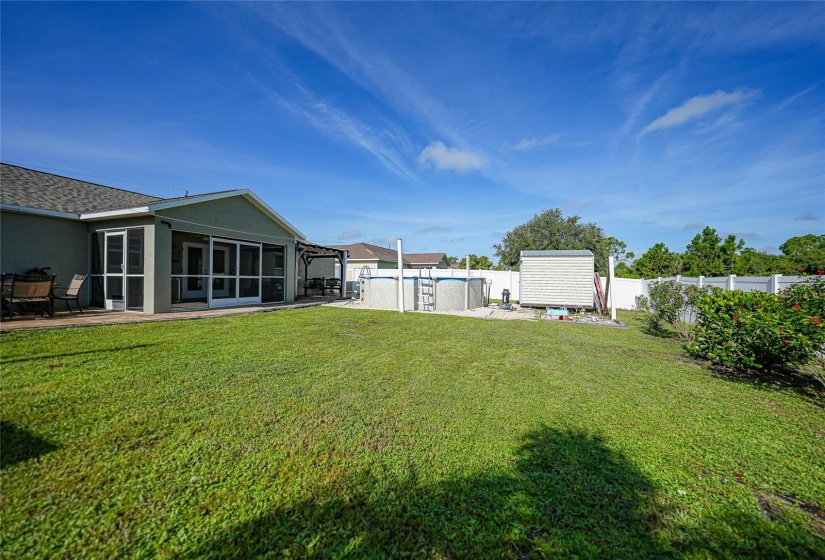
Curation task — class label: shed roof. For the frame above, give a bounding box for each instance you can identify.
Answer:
[521,250,594,257]
[405,252,447,265]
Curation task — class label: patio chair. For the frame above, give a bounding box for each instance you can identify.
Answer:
[53,274,88,313]
[324,277,341,296]
[305,278,325,296]
[1,274,56,320]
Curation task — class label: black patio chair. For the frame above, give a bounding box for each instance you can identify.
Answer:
[53,273,88,313]
[1,274,56,320]
[324,277,342,296]
[305,278,325,296]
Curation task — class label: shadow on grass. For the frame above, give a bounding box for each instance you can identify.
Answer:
[628,313,681,341]
[185,427,663,557]
[0,343,157,365]
[182,425,824,558]
[705,364,825,406]
[0,421,59,470]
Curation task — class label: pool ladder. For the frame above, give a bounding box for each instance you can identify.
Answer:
[358,266,371,301]
[418,270,435,312]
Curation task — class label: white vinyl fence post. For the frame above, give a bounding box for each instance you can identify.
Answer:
[608,256,617,322]
[770,274,781,295]
[698,276,704,288]
[728,274,736,291]
[397,239,404,313]
[465,255,470,310]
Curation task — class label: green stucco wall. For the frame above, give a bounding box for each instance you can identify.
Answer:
[0,211,90,306]
[154,196,298,307]
[1,196,300,314]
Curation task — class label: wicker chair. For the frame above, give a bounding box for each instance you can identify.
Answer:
[1,274,56,320]
[53,274,88,313]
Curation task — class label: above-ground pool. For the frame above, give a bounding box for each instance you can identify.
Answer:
[360,277,485,311]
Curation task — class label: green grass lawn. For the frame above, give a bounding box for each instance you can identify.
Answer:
[2,307,824,559]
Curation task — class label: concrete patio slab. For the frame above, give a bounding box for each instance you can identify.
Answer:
[0,297,338,332]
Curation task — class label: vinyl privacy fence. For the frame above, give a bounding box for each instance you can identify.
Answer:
[346,267,814,310]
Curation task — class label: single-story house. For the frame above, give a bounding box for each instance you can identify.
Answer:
[0,163,345,313]
[329,242,410,280]
[405,252,451,269]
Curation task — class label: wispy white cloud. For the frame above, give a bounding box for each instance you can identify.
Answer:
[639,89,760,137]
[776,83,820,112]
[267,81,416,181]
[615,73,672,140]
[511,135,560,151]
[682,223,705,231]
[248,3,468,148]
[339,229,361,240]
[370,236,401,247]
[414,225,451,235]
[418,141,487,173]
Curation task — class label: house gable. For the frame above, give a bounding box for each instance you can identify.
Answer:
[155,195,299,246]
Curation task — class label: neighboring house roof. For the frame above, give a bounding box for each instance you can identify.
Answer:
[0,163,306,240]
[521,250,594,257]
[332,242,410,264]
[405,252,448,266]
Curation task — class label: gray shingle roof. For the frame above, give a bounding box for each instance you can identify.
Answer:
[0,163,165,215]
[405,252,447,265]
[332,242,410,264]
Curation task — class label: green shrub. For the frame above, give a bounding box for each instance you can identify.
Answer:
[781,273,825,317]
[690,281,825,372]
[635,280,710,341]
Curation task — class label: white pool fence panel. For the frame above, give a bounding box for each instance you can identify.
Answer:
[347,267,815,310]
[346,267,522,302]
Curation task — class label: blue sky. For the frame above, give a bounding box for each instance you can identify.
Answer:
[2,2,823,260]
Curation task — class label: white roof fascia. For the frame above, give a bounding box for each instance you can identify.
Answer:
[1,204,80,220]
[80,207,151,220]
[147,191,240,211]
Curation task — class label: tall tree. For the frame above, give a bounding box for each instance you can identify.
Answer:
[732,248,795,275]
[613,261,638,278]
[457,254,493,270]
[682,227,744,276]
[780,234,825,274]
[493,208,607,272]
[603,236,634,262]
[631,243,682,278]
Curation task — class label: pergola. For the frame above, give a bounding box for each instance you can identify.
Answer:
[295,241,348,298]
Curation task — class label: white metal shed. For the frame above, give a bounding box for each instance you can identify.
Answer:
[519,250,594,308]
